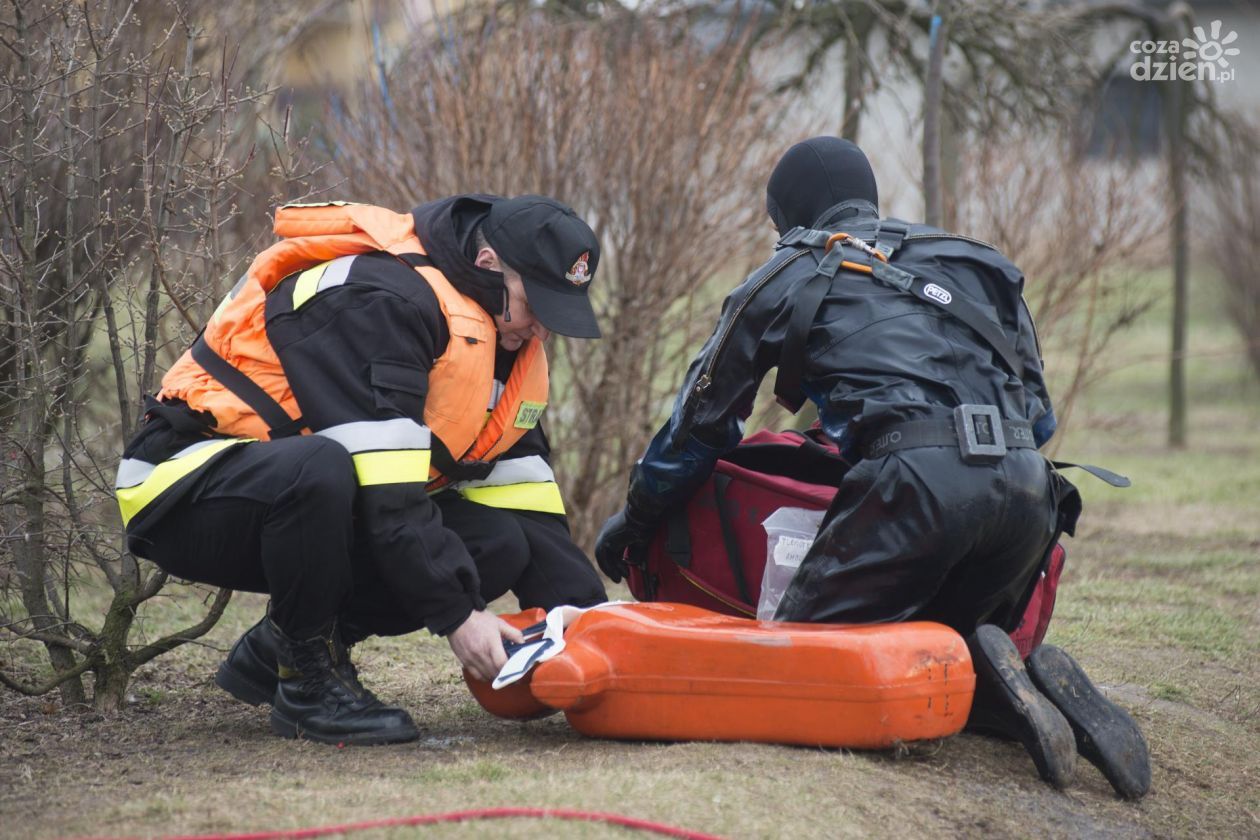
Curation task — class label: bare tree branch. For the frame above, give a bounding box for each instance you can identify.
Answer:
[0,654,94,695]
[129,586,231,667]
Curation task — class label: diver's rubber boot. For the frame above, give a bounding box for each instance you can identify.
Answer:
[1027,644,1151,799]
[965,625,1077,789]
[269,620,419,746]
[214,615,279,706]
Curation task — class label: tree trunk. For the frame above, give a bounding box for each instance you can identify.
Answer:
[1164,32,1190,448]
[922,6,949,228]
[11,0,86,707]
[92,663,133,714]
[840,13,873,143]
[93,592,139,712]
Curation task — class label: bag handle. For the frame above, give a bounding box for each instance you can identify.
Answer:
[712,473,753,606]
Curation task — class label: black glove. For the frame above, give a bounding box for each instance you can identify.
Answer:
[594,507,655,583]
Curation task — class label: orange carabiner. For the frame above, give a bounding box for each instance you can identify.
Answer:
[824,232,850,252]
[825,232,889,263]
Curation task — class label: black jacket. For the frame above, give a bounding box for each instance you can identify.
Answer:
[124,196,561,636]
[628,199,1054,519]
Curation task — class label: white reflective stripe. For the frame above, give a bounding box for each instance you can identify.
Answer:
[460,454,556,489]
[173,439,233,459]
[114,438,238,489]
[316,418,432,454]
[115,459,155,489]
[487,379,506,410]
[316,255,355,293]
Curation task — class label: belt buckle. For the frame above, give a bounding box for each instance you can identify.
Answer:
[954,404,1006,464]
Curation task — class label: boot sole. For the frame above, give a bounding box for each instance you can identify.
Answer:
[1027,645,1151,800]
[269,710,420,746]
[214,660,276,707]
[969,625,1077,789]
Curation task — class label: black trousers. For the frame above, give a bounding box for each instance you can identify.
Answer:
[127,436,606,638]
[774,446,1067,634]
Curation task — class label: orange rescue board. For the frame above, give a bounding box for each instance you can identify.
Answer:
[466,603,974,749]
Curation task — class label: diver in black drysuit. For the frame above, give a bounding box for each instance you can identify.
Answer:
[595,137,1150,799]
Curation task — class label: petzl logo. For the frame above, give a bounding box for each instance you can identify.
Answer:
[924,283,952,305]
[1130,20,1240,84]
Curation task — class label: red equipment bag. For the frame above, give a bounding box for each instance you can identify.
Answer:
[1008,541,1065,658]
[627,428,846,617]
[628,427,1065,652]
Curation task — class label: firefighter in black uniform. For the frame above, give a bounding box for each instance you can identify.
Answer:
[117,195,607,745]
[596,137,1150,798]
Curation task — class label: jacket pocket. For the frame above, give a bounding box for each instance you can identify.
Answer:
[371,360,428,417]
[447,313,494,346]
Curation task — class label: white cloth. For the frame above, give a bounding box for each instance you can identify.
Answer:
[492,601,629,690]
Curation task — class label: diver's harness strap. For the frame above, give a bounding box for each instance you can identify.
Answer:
[773,220,909,412]
[1048,460,1131,488]
[775,222,1130,487]
[773,219,1034,412]
[869,258,1032,383]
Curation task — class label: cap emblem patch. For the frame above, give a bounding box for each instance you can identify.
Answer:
[565,251,592,286]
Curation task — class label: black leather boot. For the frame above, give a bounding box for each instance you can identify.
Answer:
[965,624,1077,789]
[215,612,381,707]
[1027,644,1151,799]
[214,615,279,706]
[269,620,419,746]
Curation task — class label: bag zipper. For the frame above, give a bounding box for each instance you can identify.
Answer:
[904,231,1000,251]
[679,567,756,617]
[678,249,812,437]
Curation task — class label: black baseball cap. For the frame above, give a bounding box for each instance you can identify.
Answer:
[483,195,602,338]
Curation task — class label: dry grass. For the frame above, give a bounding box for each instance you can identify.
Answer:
[2,272,1258,839]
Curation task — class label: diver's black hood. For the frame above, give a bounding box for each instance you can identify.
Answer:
[411,194,505,315]
[765,137,879,234]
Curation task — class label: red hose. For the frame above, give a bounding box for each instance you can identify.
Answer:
[76,807,727,840]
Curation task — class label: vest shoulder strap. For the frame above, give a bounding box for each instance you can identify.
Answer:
[191,334,305,439]
[772,218,1029,412]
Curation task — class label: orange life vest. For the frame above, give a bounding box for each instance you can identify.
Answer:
[158,202,549,486]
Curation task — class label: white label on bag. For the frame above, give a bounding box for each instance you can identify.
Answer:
[772,535,813,568]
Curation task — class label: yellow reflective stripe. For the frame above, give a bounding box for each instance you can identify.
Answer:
[460,481,565,515]
[292,261,330,310]
[352,450,432,486]
[115,439,249,526]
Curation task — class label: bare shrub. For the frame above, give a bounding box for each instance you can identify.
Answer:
[950,132,1166,444]
[328,8,782,546]
[0,0,321,710]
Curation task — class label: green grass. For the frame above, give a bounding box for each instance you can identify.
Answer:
[1029,263,1260,763]
[1052,575,1245,658]
[414,759,512,785]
